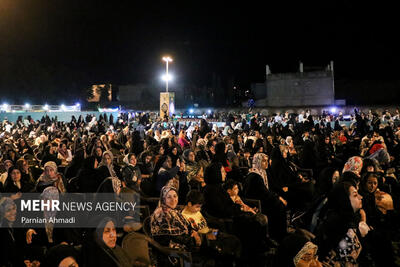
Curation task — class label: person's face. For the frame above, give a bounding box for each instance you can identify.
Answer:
[45,166,57,178]
[209,146,215,154]
[4,204,17,222]
[188,152,195,162]
[349,186,363,212]
[228,184,239,197]
[261,156,269,169]
[102,221,117,249]
[59,256,79,267]
[165,157,172,169]
[95,148,103,157]
[61,144,67,151]
[145,155,152,164]
[172,147,177,155]
[4,161,13,170]
[104,154,112,166]
[296,247,322,267]
[221,166,227,182]
[10,169,21,182]
[244,152,250,159]
[160,147,165,155]
[187,203,202,213]
[20,140,25,146]
[332,171,340,184]
[129,155,137,166]
[165,190,178,209]
[367,166,374,172]
[196,168,204,180]
[324,137,330,144]
[366,177,378,193]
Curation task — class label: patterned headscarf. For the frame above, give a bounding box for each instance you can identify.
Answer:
[0,197,15,219]
[342,156,363,176]
[111,177,122,193]
[293,241,318,266]
[250,153,269,189]
[159,186,178,207]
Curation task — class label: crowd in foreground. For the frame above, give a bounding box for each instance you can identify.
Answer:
[0,107,399,267]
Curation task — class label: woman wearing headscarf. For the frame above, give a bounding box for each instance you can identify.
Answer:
[358,172,398,266]
[121,153,142,190]
[25,187,71,255]
[138,151,154,196]
[243,153,288,241]
[187,163,206,191]
[35,161,66,193]
[84,217,132,267]
[152,155,180,196]
[17,138,34,156]
[203,162,271,262]
[150,186,200,250]
[178,129,190,149]
[340,156,363,187]
[182,149,196,175]
[97,150,119,179]
[3,165,35,193]
[16,158,35,185]
[0,197,26,267]
[44,244,80,267]
[315,182,365,266]
[276,231,322,267]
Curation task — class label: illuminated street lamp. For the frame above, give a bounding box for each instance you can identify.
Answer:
[162,56,173,92]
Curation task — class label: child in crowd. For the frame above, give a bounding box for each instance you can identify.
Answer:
[224,179,258,214]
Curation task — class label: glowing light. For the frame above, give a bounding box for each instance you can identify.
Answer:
[75,102,80,106]
[330,107,337,113]
[162,56,173,62]
[61,104,66,111]
[161,74,173,81]
[2,103,9,111]
[43,104,49,111]
[207,109,212,114]
[24,103,30,109]
[169,102,175,115]
[189,109,194,114]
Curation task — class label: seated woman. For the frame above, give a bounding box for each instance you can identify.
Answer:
[359,172,398,266]
[202,162,272,262]
[276,230,323,267]
[35,161,66,193]
[97,150,120,179]
[315,182,365,266]
[3,166,34,193]
[0,197,26,267]
[150,186,201,250]
[57,142,73,167]
[84,217,132,267]
[243,153,288,241]
[187,163,206,191]
[121,153,142,190]
[44,244,80,267]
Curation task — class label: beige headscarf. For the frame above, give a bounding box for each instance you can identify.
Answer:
[249,153,269,189]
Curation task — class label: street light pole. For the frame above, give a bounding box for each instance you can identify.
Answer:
[166,60,169,92]
[162,56,172,92]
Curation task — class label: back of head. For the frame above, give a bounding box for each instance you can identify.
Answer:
[204,162,223,185]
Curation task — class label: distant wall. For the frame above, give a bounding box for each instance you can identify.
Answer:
[0,111,119,123]
[262,71,334,107]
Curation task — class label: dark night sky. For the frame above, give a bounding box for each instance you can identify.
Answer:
[0,1,399,104]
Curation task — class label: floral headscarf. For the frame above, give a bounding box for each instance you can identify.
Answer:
[250,153,269,189]
[342,156,363,176]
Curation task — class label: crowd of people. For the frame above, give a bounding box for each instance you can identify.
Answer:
[0,107,399,266]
